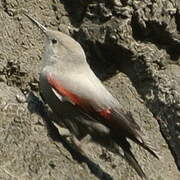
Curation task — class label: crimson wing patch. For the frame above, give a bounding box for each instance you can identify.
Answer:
[47,73,113,117]
[47,73,93,111]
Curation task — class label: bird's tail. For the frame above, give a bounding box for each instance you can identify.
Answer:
[114,137,147,179]
[133,135,160,160]
[111,109,160,159]
[124,149,147,179]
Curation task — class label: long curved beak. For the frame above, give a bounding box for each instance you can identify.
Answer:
[24,14,47,34]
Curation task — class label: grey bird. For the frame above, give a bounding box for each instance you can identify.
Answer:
[25,14,159,179]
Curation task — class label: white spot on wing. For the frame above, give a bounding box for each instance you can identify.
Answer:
[51,87,75,105]
[51,87,63,101]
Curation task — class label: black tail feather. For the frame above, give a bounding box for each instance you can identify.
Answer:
[111,109,159,159]
[132,135,160,160]
[124,149,147,179]
[114,137,147,179]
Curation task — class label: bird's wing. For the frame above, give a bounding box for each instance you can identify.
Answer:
[46,72,94,111]
[47,72,140,134]
[46,72,159,159]
[46,72,160,179]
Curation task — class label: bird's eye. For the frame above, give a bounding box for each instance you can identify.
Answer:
[52,39,57,44]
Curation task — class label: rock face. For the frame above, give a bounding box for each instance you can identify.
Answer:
[0,0,180,179]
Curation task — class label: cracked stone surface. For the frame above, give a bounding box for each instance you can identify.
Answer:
[0,0,180,180]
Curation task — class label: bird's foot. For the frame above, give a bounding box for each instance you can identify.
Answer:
[71,134,91,156]
[52,121,71,137]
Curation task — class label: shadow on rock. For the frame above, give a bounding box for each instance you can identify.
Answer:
[27,92,113,180]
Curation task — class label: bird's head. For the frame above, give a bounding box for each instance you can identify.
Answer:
[25,14,86,68]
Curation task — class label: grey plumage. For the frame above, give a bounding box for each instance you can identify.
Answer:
[25,14,160,179]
